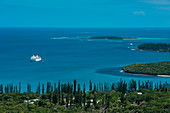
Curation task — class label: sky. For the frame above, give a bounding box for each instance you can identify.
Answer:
[0,0,170,27]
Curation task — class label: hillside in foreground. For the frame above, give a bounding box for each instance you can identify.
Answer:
[0,79,169,112]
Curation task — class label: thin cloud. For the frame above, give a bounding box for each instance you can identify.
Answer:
[133,11,145,15]
[157,6,170,10]
[140,0,170,11]
[142,0,170,5]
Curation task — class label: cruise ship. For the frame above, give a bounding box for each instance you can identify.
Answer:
[30,55,42,62]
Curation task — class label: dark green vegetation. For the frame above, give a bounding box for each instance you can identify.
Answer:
[89,36,138,40]
[122,61,170,76]
[137,43,170,52]
[0,79,169,112]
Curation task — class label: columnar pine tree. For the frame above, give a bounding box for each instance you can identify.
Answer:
[52,92,57,104]
[51,86,53,92]
[70,92,73,106]
[93,94,96,107]
[0,84,3,94]
[66,94,69,107]
[93,83,96,93]
[7,84,9,93]
[16,85,18,93]
[66,83,68,93]
[79,91,82,106]
[19,82,21,93]
[27,83,31,93]
[46,82,51,93]
[27,84,29,93]
[111,83,114,90]
[14,86,16,93]
[97,84,99,91]
[138,80,141,90]
[83,83,86,106]
[78,84,80,94]
[58,80,61,104]
[37,82,40,94]
[74,79,76,96]
[54,83,57,92]
[61,93,64,105]
[89,80,92,91]
[42,84,44,94]
[157,82,159,91]
[159,81,162,89]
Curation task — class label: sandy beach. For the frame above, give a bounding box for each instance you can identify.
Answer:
[157,75,170,77]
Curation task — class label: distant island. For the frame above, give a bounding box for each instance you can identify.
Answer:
[122,61,170,77]
[137,43,170,52]
[84,36,138,40]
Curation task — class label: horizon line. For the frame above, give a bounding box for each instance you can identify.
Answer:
[0,27,170,29]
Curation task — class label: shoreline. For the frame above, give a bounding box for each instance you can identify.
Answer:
[136,48,170,53]
[122,70,170,77]
[157,75,170,77]
[79,38,139,40]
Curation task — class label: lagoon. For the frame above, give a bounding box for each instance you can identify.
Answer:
[0,28,170,92]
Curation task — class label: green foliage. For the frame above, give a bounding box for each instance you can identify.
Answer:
[122,61,170,75]
[90,36,138,40]
[137,43,170,52]
[0,80,169,112]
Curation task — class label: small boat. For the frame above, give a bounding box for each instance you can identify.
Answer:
[131,49,135,51]
[30,55,42,62]
[120,70,124,73]
[130,43,133,46]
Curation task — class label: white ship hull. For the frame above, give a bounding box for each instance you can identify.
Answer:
[31,58,41,62]
[30,55,42,62]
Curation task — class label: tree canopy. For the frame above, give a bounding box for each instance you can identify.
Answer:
[122,61,170,76]
[137,43,170,52]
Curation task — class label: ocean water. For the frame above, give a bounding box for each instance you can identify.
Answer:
[0,28,170,92]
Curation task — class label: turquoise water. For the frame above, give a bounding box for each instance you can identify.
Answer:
[0,28,170,92]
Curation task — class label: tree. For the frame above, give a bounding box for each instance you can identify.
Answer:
[70,84,73,106]
[111,83,114,90]
[89,80,92,91]
[70,93,73,106]
[93,83,96,93]
[159,81,162,89]
[46,82,51,93]
[83,83,86,106]
[37,82,41,94]
[66,94,69,107]
[93,94,96,107]
[53,92,58,104]
[61,93,64,105]
[42,84,44,94]
[58,80,61,104]
[15,84,17,93]
[19,82,21,93]
[0,84,3,94]
[74,80,77,96]
[79,91,82,106]
[27,83,31,93]
[138,80,141,90]
[78,84,80,94]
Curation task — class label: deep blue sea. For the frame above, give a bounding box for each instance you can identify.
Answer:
[0,28,170,92]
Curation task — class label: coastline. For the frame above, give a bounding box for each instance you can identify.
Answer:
[79,36,139,40]
[122,70,170,77]
[136,48,170,53]
[157,75,170,77]
[89,38,138,40]
[136,43,170,53]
